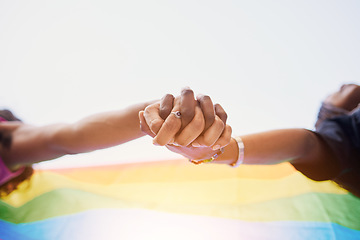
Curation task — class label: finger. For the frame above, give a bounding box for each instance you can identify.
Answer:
[152,105,182,146]
[159,94,175,120]
[139,111,156,138]
[191,115,224,147]
[211,124,232,150]
[197,94,215,131]
[214,103,228,124]
[173,105,205,146]
[143,102,164,135]
[180,87,196,130]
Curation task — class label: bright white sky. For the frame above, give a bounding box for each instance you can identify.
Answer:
[1,0,360,168]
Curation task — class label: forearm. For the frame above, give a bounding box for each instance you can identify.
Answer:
[52,101,156,154]
[2,100,156,166]
[214,129,314,165]
[243,129,316,165]
[215,128,340,181]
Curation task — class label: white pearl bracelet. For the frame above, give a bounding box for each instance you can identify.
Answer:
[230,136,244,168]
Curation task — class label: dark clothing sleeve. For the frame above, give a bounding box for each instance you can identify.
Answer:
[316,109,360,197]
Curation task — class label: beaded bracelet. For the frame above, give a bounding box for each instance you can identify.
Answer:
[189,147,225,165]
[230,136,244,168]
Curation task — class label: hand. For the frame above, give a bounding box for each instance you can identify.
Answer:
[324,84,360,112]
[139,87,204,146]
[139,87,232,160]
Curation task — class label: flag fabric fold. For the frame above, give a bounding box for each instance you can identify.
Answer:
[1,160,359,240]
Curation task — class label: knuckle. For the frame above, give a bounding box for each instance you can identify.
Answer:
[215,103,224,111]
[201,95,211,102]
[160,95,174,108]
[198,94,210,102]
[181,88,194,96]
[164,94,174,99]
[160,94,174,104]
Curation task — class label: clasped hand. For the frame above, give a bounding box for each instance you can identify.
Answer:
[139,87,232,161]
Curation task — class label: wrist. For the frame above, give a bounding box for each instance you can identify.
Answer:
[188,147,225,165]
[212,137,240,165]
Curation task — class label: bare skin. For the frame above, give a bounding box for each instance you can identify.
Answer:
[0,101,155,170]
[139,87,231,149]
[141,84,360,183]
[0,88,231,172]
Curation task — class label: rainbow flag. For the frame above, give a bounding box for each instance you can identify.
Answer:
[0,160,359,240]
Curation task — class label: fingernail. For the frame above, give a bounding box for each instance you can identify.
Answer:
[212,145,221,150]
[192,142,201,147]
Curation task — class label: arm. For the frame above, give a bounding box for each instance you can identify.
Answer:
[0,101,155,168]
[141,96,340,181]
[213,129,341,181]
[141,85,352,182]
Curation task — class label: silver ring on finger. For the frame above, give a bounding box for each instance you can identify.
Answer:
[171,111,181,119]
